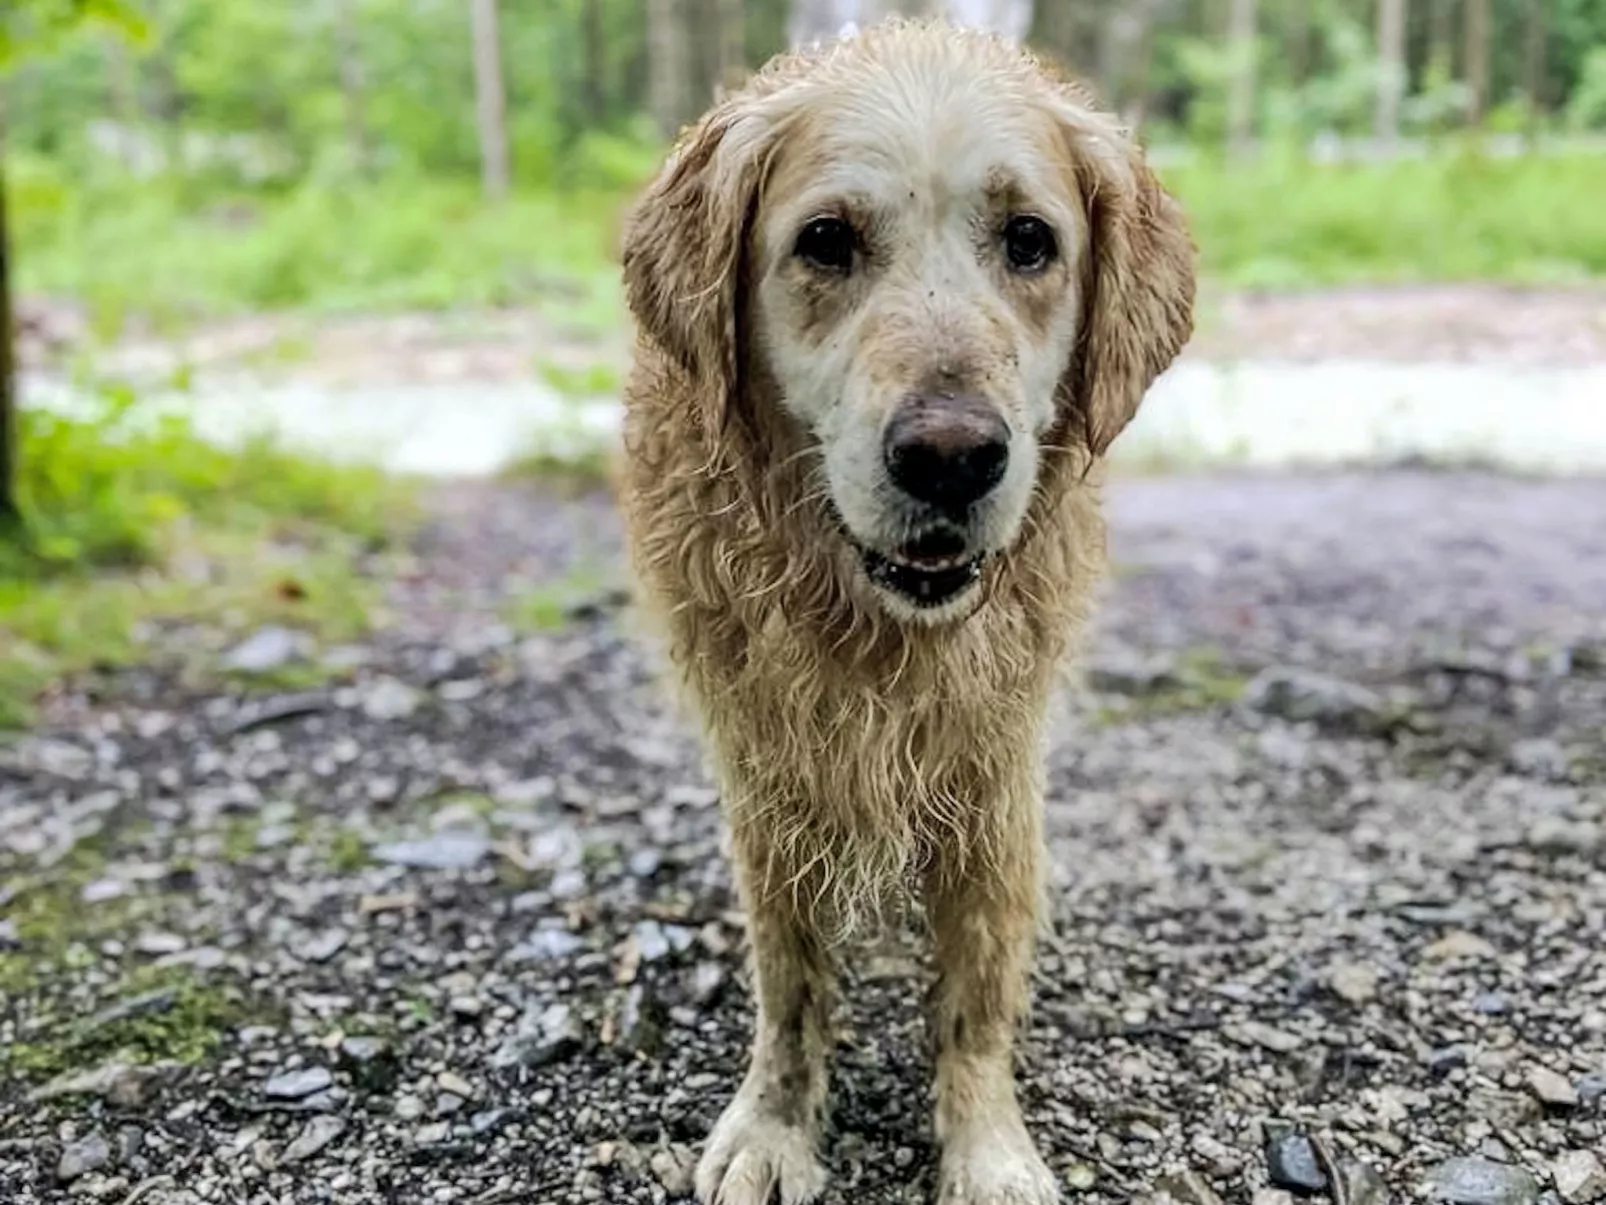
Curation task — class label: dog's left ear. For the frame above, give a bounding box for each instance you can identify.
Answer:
[620,100,772,444]
[1054,103,1197,459]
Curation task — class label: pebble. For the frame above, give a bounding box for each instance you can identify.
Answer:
[1067,1164,1098,1192]
[372,832,491,870]
[491,1002,585,1069]
[294,929,350,964]
[1426,1156,1542,1205]
[361,677,421,721]
[222,626,303,674]
[1553,1152,1606,1204]
[1156,1169,1224,1205]
[282,1116,345,1163]
[1526,1066,1579,1109]
[1241,665,1388,729]
[263,1066,333,1100]
[1422,931,1497,962]
[1328,960,1381,1004]
[508,927,585,961]
[1265,1132,1327,1194]
[414,1123,452,1147]
[56,1132,111,1183]
[28,1064,157,1108]
[133,932,187,957]
[437,1071,475,1099]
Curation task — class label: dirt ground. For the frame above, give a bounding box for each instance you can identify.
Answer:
[2,462,1603,1205]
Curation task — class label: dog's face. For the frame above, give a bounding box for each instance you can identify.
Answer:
[752,85,1088,622]
[623,22,1195,623]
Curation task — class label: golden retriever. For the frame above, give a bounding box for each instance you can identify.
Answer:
[617,18,1195,1204]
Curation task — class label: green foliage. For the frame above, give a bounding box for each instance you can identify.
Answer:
[0,384,412,725]
[1160,149,1606,287]
[15,167,630,323]
[1568,47,1606,130]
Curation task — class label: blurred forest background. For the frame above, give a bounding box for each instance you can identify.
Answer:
[0,0,1603,727]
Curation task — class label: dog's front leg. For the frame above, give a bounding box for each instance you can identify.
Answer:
[696,839,833,1205]
[926,800,1060,1205]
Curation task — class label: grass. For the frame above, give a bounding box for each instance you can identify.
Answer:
[1158,145,1606,287]
[16,144,1606,345]
[0,382,415,727]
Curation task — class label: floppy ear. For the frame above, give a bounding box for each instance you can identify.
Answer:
[1060,112,1197,459]
[619,103,770,445]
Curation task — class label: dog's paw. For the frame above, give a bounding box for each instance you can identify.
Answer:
[937,1126,1060,1205]
[695,1096,826,1205]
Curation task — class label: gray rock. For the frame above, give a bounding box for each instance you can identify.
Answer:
[293,929,350,964]
[1156,1170,1224,1205]
[360,677,421,721]
[1426,1157,1541,1205]
[508,927,585,962]
[372,832,490,870]
[84,988,177,1029]
[29,1063,160,1107]
[688,962,727,1006]
[1345,1161,1391,1205]
[223,626,304,674]
[1243,666,1389,730]
[57,1132,111,1183]
[413,1123,452,1147]
[1553,1152,1606,1205]
[1266,1132,1327,1194]
[492,1002,585,1069]
[282,1116,345,1163]
[264,1066,333,1100]
[1526,1066,1579,1109]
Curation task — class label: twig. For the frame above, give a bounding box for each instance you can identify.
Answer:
[1309,1132,1349,1205]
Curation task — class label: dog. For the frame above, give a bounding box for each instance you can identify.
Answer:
[617,18,1195,1204]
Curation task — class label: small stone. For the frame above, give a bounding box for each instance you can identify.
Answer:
[1526,1067,1579,1109]
[413,1123,451,1147]
[57,1132,111,1183]
[1156,1170,1223,1205]
[491,1002,584,1069]
[133,932,187,957]
[470,1108,513,1137]
[1242,666,1388,730]
[294,929,350,964]
[1253,1193,1296,1205]
[264,1066,333,1100]
[1266,1132,1327,1194]
[650,1144,697,1197]
[1427,1046,1470,1075]
[282,1116,345,1163]
[1426,1156,1541,1205]
[448,996,484,1019]
[1472,992,1510,1015]
[437,1071,475,1100]
[688,962,727,1006]
[1344,1161,1390,1205]
[1553,1152,1606,1204]
[508,927,585,962]
[1328,961,1380,1005]
[1422,932,1497,962]
[372,832,490,870]
[361,678,421,721]
[1067,1164,1098,1192]
[223,626,303,674]
[1234,1021,1304,1054]
[84,988,177,1029]
[395,1095,426,1122]
[29,1063,158,1107]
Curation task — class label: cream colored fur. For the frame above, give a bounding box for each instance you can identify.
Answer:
[617,18,1195,1205]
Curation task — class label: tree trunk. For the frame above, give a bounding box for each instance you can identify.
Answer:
[1522,0,1545,142]
[334,0,371,176]
[581,0,606,119]
[1462,0,1489,126]
[1123,0,1161,131]
[1375,0,1407,145]
[1287,0,1312,87]
[1226,0,1257,157]
[715,0,747,95]
[470,0,511,199]
[650,0,693,137]
[0,142,17,528]
[1427,0,1456,79]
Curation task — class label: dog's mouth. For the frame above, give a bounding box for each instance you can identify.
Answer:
[852,527,987,609]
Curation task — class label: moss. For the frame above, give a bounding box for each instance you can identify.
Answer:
[1088,645,1250,725]
[3,967,260,1081]
[504,563,615,633]
[327,828,372,873]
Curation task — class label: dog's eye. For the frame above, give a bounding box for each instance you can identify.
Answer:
[1003,215,1057,274]
[794,217,855,274]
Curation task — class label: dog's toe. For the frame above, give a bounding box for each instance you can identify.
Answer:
[938,1133,1060,1205]
[695,1100,825,1205]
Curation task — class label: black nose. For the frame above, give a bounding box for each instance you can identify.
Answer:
[883,394,1010,513]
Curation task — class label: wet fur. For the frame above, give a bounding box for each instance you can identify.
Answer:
[618,18,1194,1205]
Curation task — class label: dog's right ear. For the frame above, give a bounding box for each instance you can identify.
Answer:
[620,102,771,442]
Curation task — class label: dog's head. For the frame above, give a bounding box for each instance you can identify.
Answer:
[622,20,1195,623]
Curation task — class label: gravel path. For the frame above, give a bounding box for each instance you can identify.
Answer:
[2,471,1603,1205]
